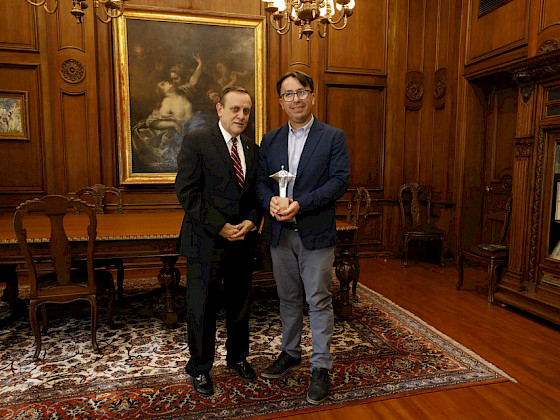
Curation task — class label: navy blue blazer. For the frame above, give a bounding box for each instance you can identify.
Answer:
[256,118,350,250]
[175,123,261,259]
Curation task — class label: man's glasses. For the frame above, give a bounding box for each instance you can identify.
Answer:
[280,89,312,102]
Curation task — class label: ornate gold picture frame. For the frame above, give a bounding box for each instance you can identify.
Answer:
[113,7,265,184]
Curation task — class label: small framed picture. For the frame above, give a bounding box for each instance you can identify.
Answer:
[0,91,30,141]
[555,181,560,221]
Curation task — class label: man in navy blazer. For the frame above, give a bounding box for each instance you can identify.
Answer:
[256,71,350,404]
[175,86,261,396]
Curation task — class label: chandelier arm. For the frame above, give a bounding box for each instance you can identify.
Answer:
[43,0,58,14]
[95,1,125,22]
[270,13,292,35]
[327,14,348,30]
[318,22,328,38]
[25,0,48,5]
[96,11,113,23]
[25,0,58,14]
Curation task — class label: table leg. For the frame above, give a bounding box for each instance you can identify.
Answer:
[456,253,464,290]
[157,255,181,327]
[334,249,359,318]
[0,264,26,326]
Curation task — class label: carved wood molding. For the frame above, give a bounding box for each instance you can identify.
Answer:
[537,39,560,56]
[514,137,534,157]
[60,59,85,84]
[529,128,546,283]
[508,49,560,103]
[510,50,560,84]
[405,71,423,110]
[434,68,447,109]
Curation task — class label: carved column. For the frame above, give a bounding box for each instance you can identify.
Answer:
[500,73,537,291]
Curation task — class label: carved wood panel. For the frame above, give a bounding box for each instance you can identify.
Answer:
[466,0,529,65]
[0,64,45,193]
[324,84,385,189]
[325,0,388,75]
[0,1,38,52]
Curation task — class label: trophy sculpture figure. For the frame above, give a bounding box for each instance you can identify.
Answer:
[270,165,296,212]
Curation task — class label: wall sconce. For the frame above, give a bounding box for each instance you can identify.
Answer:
[262,0,355,40]
[24,0,128,24]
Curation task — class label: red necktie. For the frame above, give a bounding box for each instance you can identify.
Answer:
[231,138,244,189]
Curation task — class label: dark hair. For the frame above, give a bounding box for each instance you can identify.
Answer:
[219,86,251,105]
[276,70,314,96]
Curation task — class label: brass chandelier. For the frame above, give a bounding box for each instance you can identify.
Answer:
[24,0,128,23]
[262,0,355,40]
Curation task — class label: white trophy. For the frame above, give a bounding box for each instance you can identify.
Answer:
[270,165,296,211]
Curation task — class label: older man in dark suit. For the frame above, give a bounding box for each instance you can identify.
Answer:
[257,71,350,404]
[175,86,261,396]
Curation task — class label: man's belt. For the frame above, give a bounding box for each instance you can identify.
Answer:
[282,222,299,231]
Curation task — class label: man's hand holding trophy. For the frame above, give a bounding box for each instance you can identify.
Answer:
[269,165,296,212]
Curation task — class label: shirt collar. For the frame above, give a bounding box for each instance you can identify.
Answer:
[288,115,314,135]
[218,121,238,144]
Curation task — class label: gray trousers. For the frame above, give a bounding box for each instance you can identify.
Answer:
[270,229,335,370]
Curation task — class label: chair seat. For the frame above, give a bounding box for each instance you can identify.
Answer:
[405,224,445,236]
[36,269,114,324]
[461,244,509,261]
[458,244,510,304]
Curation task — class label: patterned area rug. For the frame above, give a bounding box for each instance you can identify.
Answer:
[0,277,514,419]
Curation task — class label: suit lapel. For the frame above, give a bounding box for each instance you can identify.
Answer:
[295,119,323,179]
[240,134,254,175]
[209,124,235,174]
[274,124,290,172]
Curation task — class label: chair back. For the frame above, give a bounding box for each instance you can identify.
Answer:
[76,184,123,214]
[498,197,513,244]
[398,182,434,230]
[14,195,97,298]
[482,173,513,245]
[345,187,371,253]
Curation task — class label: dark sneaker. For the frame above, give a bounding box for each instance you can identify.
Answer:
[227,359,257,381]
[261,351,302,379]
[306,367,329,404]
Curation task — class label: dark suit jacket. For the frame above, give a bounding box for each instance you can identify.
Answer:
[175,123,260,260]
[256,118,350,250]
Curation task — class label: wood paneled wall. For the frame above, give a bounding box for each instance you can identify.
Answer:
[1,0,559,259]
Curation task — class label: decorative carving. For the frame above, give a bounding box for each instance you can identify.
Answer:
[434,78,446,100]
[405,71,423,110]
[434,68,447,109]
[60,59,85,84]
[514,138,534,157]
[512,64,560,85]
[520,83,535,103]
[537,39,560,56]
[406,80,423,101]
[529,129,545,283]
[501,174,513,192]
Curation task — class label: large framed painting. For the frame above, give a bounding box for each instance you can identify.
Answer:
[113,7,265,184]
[0,91,29,141]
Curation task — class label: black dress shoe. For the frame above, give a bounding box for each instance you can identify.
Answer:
[191,372,214,396]
[261,351,302,379]
[227,359,257,381]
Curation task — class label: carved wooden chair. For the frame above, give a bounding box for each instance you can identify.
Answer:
[345,187,371,301]
[14,195,114,360]
[75,184,125,301]
[457,194,513,304]
[399,183,445,267]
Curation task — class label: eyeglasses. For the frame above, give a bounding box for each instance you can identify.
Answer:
[280,89,312,102]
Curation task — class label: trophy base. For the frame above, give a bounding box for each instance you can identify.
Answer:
[277,197,290,212]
